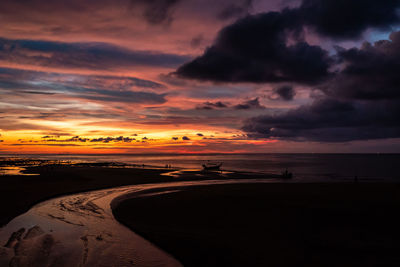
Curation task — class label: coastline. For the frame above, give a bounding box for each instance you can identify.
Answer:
[0,164,175,226]
[0,162,281,227]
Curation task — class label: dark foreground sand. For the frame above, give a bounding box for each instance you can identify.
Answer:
[113,183,400,267]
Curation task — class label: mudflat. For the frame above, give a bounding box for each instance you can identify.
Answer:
[0,165,174,226]
[0,163,277,227]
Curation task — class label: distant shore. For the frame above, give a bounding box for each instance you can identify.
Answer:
[112,183,400,267]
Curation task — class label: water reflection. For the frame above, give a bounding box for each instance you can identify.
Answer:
[0,166,39,176]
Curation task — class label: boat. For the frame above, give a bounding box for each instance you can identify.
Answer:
[281,169,293,179]
[202,161,223,171]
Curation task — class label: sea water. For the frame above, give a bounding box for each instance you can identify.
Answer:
[2,153,399,182]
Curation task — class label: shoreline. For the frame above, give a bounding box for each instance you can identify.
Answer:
[0,161,283,227]
[0,180,190,266]
[0,164,175,227]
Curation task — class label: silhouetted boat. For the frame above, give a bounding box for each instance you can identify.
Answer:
[281,169,293,179]
[202,162,223,171]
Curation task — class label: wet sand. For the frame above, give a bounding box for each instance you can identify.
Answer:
[0,165,175,226]
[0,181,193,266]
[0,163,277,227]
[113,183,400,267]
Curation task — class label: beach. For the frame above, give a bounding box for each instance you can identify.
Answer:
[113,183,400,267]
[0,164,175,226]
[1,160,400,266]
[0,160,276,227]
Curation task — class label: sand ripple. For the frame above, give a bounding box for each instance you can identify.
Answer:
[0,179,271,266]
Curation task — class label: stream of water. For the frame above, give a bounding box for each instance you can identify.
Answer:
[0,179,272,267]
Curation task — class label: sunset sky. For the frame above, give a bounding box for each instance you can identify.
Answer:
[1,0,400,153]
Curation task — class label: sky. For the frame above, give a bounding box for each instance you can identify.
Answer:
[0,0,400,154]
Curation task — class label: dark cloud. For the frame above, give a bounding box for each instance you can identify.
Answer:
[22,91,55,95]
[0,38,191,71]
[242,32,400,142]
[196,133,204,136]
[217,0,253,20]
[89,136,136,143]
[234,98,264,110]
[299,0,400,39]
[130,0,180,25]
[321,32,400,100]
[173,0,400,142]
[175,11,332,84]
[175,1,400,84]
[271,85,296,101]
[243,98,400,142]
[44,136,89,143]
[182,136,191,140]
[195,98,266,111]
[244,30,400,142]
[195,98,265,111]
[172,137,179,140]
[196,101,229,110]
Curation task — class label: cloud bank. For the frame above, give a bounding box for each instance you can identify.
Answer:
[175,0,400,142]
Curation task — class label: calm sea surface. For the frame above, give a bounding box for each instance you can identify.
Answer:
[3,153,399,182]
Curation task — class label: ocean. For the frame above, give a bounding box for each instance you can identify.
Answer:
[2,153,399,182]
